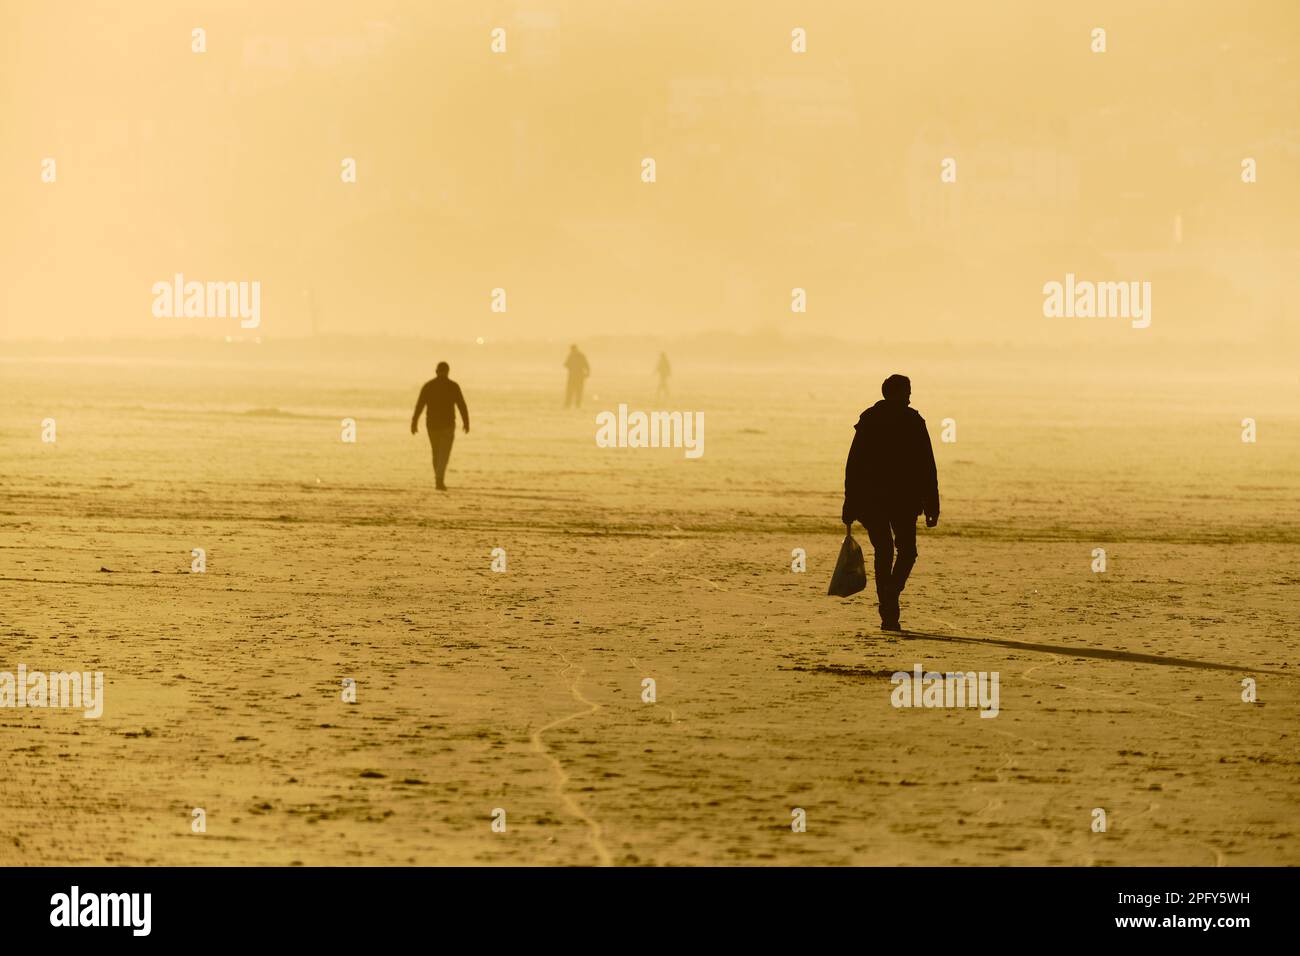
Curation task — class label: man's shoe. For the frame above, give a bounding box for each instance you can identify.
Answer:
[881,619,901,632]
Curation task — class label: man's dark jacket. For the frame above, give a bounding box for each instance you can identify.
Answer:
[842,400,940,525]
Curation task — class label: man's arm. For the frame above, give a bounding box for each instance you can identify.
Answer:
[410,384,427,434]
[918,418,939,525]
[842,426,868,526]
[456,385,470,433]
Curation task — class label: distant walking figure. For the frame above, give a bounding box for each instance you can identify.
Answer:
[655,352,671,400]
[841,374,940,631]
[411,362,469,490]
[564,345,590,408]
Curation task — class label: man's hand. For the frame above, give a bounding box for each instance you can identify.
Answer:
[462,423,470,435]
[925,513,939,528]
[410,420,418,435]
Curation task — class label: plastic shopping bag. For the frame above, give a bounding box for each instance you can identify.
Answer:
[826,530,867,597]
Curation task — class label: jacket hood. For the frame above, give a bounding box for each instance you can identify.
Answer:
[857,399,923,427]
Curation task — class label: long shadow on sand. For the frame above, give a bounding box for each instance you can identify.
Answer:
[900,629,1290,676]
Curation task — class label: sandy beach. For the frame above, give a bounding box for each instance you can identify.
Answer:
[2,341,1296,866]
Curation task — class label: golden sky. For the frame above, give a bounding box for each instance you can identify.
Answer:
[2,0,1297,343]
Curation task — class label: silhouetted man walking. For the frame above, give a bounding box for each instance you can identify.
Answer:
[564,345,590,408]
[655,351,671,400]
[841,374,940,631]
[411,362,469,490]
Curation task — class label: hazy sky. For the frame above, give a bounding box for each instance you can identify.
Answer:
[2,0,1297,343]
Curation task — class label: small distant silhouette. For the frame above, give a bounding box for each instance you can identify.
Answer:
[564,345,590,408]
[655,351,671,400]
[841,374,940,631]
[411,361,469,490]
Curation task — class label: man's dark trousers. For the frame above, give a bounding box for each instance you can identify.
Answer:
[863,508,918,624]
[428,427,454,488]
